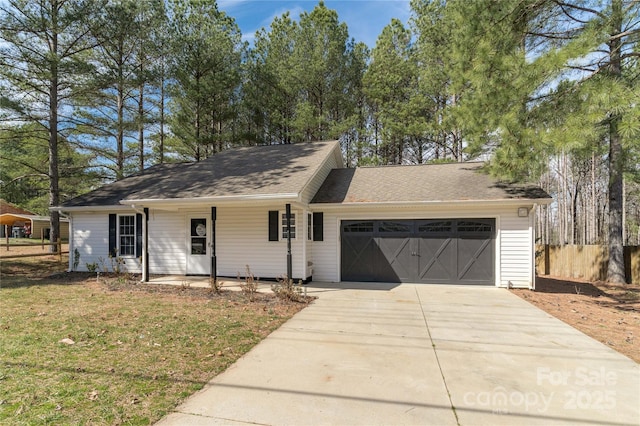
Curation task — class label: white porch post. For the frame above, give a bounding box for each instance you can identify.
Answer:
[143,208,149,282]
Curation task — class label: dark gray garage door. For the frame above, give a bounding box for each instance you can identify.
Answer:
[341,219,495,284]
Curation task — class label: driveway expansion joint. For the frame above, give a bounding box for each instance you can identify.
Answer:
[415,286,461,426]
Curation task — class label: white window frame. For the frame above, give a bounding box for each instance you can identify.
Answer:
[117,214,136,257]
[280,211,297,240]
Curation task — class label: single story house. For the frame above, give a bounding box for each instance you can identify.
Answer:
[53,140,551,288]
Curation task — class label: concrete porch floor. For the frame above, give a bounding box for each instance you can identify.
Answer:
[146,275,276,293]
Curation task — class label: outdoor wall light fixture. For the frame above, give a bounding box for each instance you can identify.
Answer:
[518,207,529,217]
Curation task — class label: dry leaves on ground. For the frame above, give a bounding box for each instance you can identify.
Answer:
[512,276,640,363]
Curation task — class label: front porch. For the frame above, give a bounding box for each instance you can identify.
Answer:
[147,275,275,293]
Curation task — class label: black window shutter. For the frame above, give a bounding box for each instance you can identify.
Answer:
[313,212,324,241]
[135,213,143,257]
[108,214,117,257]
[268,210,279,241]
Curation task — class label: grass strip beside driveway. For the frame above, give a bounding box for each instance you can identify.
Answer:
[0,257,305,425]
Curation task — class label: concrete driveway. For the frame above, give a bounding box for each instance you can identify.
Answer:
[157,283,640,425]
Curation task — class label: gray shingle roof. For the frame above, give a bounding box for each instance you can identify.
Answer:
[311,162,551,204]
[62,141,339,207]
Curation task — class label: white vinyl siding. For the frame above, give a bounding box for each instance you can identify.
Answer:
[71,212,141,273]
[310,211,340,282]
[148,210,188,275]
[70,203,534,287]
[300,146,341,204]
[72,206,309,279]
[218,206,306,279]
[499,212,533,288]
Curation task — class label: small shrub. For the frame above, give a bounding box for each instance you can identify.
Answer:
[209,277,223,294]
[271,276,306,303]
[97,257,108,273]
[86,262,98,273]
[73,249,80,270]
[109,255,125,274]
[238,265,259,300]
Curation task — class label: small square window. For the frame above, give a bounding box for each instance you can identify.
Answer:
[281,212,296,239]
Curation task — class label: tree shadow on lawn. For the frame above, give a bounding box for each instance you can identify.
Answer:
[0,257,94,289]
[535,276,640,312]
[535,276,605,296]
[1,360,207,387]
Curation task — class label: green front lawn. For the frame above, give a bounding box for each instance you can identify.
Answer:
[0,257,304,425]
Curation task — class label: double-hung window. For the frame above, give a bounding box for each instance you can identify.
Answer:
[118,215,136,256]
[281,212,296,239]
[109,213,141,258]
[268,210,298,241]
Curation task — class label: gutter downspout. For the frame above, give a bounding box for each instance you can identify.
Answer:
[58,211,72,272]
[130,205,148,282]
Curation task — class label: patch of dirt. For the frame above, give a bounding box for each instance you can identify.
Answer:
[99,276,315,307]
[1,256,314,316]
[511,276,640,363]
[0,243,69,257]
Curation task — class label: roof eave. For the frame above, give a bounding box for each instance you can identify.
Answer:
[53,193,303,212]
[51,205,136,212]
[119,193,301,208]
[311,198,553,208]
[298,141,341,203]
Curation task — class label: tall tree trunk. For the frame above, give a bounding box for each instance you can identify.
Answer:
[590,152,596,244]
[138,77,144,172]
[48,5,60,253]
[159,64,165,164]
[606,0,625,284]
[117,82,124,179]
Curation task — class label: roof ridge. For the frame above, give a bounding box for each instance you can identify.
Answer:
[357,161,485,169]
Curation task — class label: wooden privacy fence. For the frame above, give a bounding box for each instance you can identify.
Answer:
[536,244,640,284]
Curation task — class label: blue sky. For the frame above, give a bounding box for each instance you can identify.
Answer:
[217,0,412,48]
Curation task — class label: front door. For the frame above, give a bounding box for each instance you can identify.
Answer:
[187,217,209,275]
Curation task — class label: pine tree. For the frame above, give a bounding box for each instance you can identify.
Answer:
[167,0,243,161]
[445,0,640,283]
[245,13,299,144]
[364,19,419,164]
[76,0,141,180]
[0,0,103,250]
[292,2,352,142]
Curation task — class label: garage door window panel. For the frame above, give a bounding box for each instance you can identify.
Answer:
[378,221,412,234]
[457,220,493,236]
[418,220,453,235]
[343,221,374,233]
